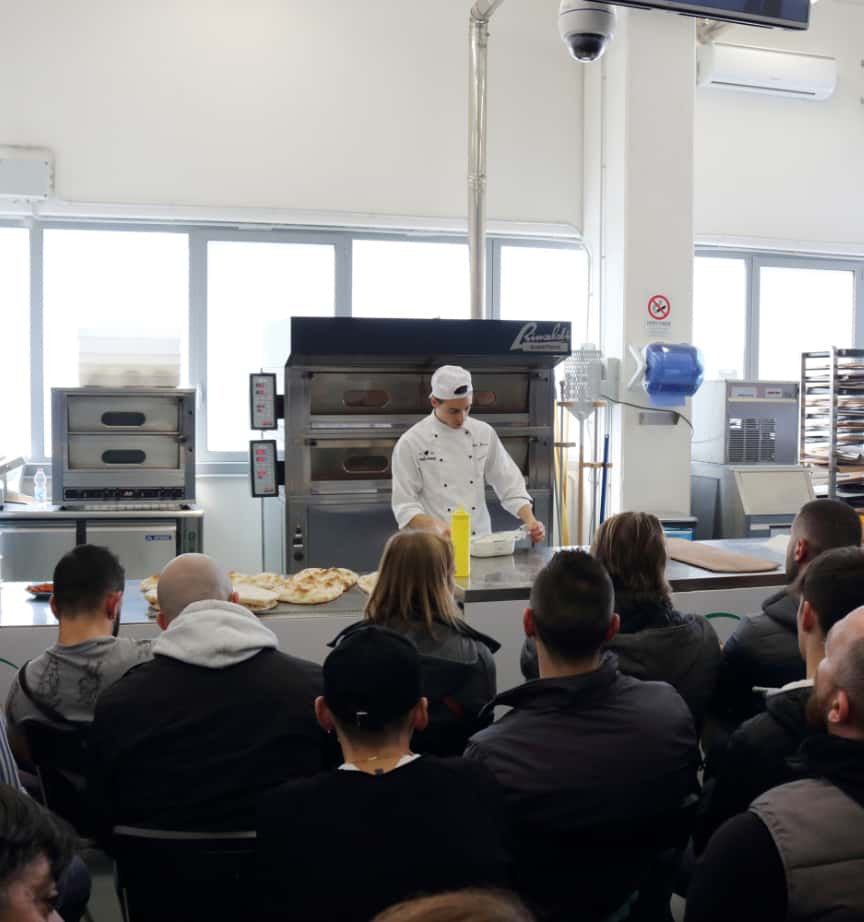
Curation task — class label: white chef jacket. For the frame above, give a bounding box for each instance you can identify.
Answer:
[391,412,532,537]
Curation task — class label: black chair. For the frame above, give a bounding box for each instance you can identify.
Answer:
[16,717,96,838]
[511,794,699,922]
[112,825,256,922]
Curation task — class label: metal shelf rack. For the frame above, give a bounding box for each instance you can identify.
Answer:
[800,347,864,501]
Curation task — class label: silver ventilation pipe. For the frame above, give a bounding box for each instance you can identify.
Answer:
[468,0,506,319]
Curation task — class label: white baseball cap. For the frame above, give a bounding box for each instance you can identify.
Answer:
[430,365,473,401]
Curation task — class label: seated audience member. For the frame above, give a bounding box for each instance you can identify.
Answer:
[0,717,90,922]
[330,530,499,755]
[466,550,698,922]
[716,498,862,726]
[373,890,534,922]
[5,545,151,736]
[257,626,510,922]
[687,605,864,922]
[696,546,864,851]
[0,783,75,922]
[89,553,328,831]
[521,512,721,729]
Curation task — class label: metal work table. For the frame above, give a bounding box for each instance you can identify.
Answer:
[0,537,787,699]
[459,538,786,603]
[0,504,202,521]
[0,537,785,628]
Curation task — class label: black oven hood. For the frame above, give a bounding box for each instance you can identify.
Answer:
[286,317,572,369]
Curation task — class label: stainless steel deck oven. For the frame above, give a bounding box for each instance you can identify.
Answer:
[51,387,197,508]
[279,318,569,573]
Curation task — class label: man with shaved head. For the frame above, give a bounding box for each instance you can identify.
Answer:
[687,606,864,922]
[89,554,328,831]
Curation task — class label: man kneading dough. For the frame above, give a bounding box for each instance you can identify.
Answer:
[391,365,544,541]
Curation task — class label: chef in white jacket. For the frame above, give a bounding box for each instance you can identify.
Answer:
[391,365,545,541]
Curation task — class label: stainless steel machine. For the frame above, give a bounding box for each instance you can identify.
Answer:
[51,387,196,507]
[251,318,569,573]
[690,380,809,538]
[0,387,207,581]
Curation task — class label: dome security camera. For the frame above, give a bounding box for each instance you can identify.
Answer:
[558,0,617,62]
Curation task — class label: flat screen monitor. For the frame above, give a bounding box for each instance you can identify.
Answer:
[610,0,810,30]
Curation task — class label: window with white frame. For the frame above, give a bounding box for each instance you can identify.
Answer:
[352,239,470,320]
[758,265,855,380]
[0,227,30,458]
[498,243,589,336]
[692,256,748,380]
[9,222,594,462]
[42,228,189,452]
[694,252,862,384]
[205,239,336,453]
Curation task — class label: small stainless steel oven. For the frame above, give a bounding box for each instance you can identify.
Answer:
[51,387,196,508]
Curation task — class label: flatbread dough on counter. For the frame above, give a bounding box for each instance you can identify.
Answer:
[278,568,355,605]
[232,582,279,612]
[140,565,362,612]
[357,572,378,594]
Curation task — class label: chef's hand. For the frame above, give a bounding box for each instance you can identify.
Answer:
[526,519,545,544]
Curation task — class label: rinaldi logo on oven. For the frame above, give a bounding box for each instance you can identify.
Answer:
[510,322,570,353]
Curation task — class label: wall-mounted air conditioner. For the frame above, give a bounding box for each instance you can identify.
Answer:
[696,42,837,101]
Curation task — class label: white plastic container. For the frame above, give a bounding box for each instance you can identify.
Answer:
[471,530,521,558]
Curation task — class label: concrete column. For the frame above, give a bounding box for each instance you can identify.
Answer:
[583,8,696,516]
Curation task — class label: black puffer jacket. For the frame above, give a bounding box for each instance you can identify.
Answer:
[713,590,805,727]
[521,596,721,730]
[329,617,499,756]
[695,683,811,853]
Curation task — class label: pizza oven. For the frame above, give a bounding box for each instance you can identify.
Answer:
[253,317,569,574]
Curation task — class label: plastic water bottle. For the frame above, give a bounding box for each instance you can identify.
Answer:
[33,467,47,507]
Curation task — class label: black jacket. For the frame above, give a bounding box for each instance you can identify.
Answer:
[330,617,499,756]
[89,648,330,831]
[466,654,699,922]
[695,683,811,853]
[257,756,510,922]
[714,590,804,727]
[520,597,721,730]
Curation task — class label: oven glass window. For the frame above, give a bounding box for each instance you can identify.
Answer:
[0,228,31,457]
[207,240,335,453]
[352,240,470,320]
[42,229,189,454]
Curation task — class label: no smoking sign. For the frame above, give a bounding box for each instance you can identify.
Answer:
[648,294,671,320]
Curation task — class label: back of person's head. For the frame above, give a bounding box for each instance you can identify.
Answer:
[799,547,864,638]
[795,499,862,559]
[157,553,233,623]
[529,550,614,662]
[366,530,459,634]
[52,544,125,617]
[590,511,670,599]
[373,890,535,922]
[810,607,864,738]
[0,784,75,915]
[322,625,424,747]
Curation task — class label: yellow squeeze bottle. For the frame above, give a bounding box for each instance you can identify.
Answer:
[451,505,471,580]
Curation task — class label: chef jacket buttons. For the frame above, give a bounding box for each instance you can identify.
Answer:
[470,480,474,484]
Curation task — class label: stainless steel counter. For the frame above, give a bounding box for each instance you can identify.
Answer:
[457,538,786,603]
[0,503,203,521]
[0,537,785,628]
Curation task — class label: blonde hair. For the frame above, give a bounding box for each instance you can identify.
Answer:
[590,511,671,599]
[365,530,460,634]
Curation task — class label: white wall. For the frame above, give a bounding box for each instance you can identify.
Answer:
[0,0,582,227]
[694,0,864,248]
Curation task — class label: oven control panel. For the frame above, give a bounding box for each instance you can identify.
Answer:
[249,440,283,498]
[249,373,283,431]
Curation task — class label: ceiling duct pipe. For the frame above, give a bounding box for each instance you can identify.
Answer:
[468,0,506,319]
